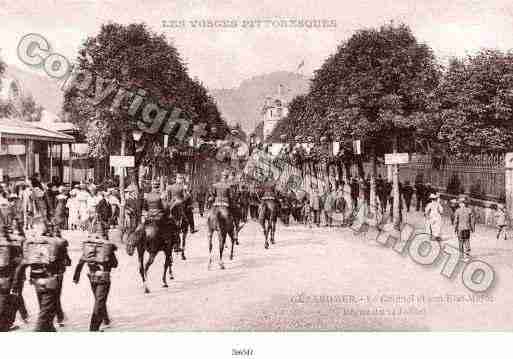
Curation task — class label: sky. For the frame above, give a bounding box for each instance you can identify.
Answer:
[1,0,513,89]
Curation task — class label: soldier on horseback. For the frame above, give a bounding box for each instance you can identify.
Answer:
[167,174,191,229]
[144,180,168,225]
[212,170,240,244]
[258,178,280,249]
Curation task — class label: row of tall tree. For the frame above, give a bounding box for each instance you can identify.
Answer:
[269,23,513,162]
[63,22,230,185]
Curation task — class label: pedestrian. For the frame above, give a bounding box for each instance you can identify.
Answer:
[73,225,118,331]
[52,186,68,235]
[12,224,70,331]
[448,198,458,225]
[53,227,72,327]
[66,189,80,230]
[196,186,207,218]
[454,196,475,258]
[350,178,359,210]
[414,180,425,212]
[424,193,443,241]
[342,181,353,226]
[323,186,336,227]
[310,188,321,227]
[401,180,414,212]
[21,183,34,231]
[0,213,23,331]
[495,203,508,241]
[77,184,91,231]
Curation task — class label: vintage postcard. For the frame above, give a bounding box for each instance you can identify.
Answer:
[0,0,512,357]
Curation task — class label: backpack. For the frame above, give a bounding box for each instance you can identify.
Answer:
[23,236,58,265]
[81,236,114,264]
[0,240,13,268]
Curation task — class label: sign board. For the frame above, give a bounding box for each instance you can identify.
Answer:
[385,153,409,165]
[353,140,361,155]
[110,155,135,168]
[7,144,26,155]
[506,152,513,169]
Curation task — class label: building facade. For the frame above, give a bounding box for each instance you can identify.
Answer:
[261,85,289,142]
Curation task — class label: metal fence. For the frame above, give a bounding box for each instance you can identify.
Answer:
[350,154,505,201]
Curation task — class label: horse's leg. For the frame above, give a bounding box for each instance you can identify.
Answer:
[168,242,175,280]
[137,246,149,294]
[143,252,157,293]
[218,230,226,270]
[271,217,277,245]
[162,253,169,288]
[229,228,235,261]
[264,219,270,249]
[259,207,269,249]
[181,228,187,260]
[207,228,214,270]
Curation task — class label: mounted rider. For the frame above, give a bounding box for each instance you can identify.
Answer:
[166,173,191,229]
[143,180,167,224]
[212,169,240,242]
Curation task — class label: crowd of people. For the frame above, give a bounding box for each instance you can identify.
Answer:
[0,167,509,332]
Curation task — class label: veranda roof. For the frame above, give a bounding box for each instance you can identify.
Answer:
[0,117,74,143]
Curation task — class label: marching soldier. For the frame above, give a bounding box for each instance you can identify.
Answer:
[73,224,118,331]
[0,213,23,331]
[12,224,71,331]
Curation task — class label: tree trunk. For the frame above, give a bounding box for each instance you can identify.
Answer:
[370,146,377,218]
[119,131,127,231]
[392,134,400,228]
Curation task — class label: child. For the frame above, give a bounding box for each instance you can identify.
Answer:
[495,203,508,241]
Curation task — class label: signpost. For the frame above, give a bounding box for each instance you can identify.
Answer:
[385,153,409,165]
[385,152,409,229]
[110,155,135,168]
[110,151,134,231]
[505,153,513,220]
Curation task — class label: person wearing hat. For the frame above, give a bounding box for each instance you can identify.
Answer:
[12,223,71,331]
[424,193,443,241]
[77,183,91,231]
[0,212,24,331]
[494,203,508,241]
[167,174,193,233]
[73,225,118,331]
[66,189,80,231]
[454,196,475,258]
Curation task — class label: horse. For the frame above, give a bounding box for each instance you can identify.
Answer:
[258,198,280,249]
[125,211,180,293]
[207,205,238,270]
[167,202,189,261]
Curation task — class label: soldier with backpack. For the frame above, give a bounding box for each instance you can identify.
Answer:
[12,224,70,331]
[0,213,23,331]
[73,225,118,331]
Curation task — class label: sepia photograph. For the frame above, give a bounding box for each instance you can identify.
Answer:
[0,0,512,357]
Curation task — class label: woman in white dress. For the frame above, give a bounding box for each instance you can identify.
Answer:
[425,193,444,241]
[66,190,80,230]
